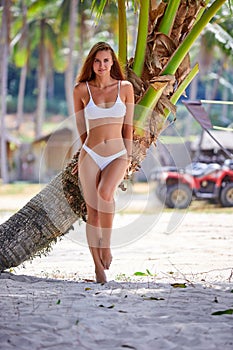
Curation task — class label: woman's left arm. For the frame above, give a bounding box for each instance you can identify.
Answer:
[122,81,134,159]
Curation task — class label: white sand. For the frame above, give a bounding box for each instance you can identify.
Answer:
[1,208,233,349]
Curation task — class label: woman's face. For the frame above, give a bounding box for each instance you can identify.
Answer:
[93,50,113,77]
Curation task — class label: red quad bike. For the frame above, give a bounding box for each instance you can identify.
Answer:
[153,100,233,209]
[154,159,233,209]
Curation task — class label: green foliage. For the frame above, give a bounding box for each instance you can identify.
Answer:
[6,96,18,114]
[132,0,150,76]
[158,0,181,35]
[27,0,63,19]
[212,308,233,315]
[115,273,132,282]
[118,0,127,65]
[14,47,28,68]
[134,269,154,277]
[162,0,227,76]
[6,96,67,115]
[46,98,68,116]
[171,283,187,288]
[91,0,108,22]
[7,95,36,114]
[56,0,70,35]
[6,0,232,139]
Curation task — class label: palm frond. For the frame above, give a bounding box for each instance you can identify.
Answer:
[162,0,227,76]
[91,0,108,23]
[118,0,127,65]
[206,22,233,52]
[132,0,150,76]
[158,0,181,36]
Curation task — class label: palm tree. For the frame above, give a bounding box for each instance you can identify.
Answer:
[57,0,79,117]
[12,0,29,130]
[0,0,228,271]
[21,0,63,137]
[60,0,120,116]
[0,0,11,184]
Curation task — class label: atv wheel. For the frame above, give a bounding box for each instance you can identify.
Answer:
[220,183,233,207]
[155,184,167,203]
[165,184,192,209]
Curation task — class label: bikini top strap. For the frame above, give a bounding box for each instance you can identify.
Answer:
[86,81,92,99]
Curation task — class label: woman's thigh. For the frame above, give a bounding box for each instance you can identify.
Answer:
[98,156,128,198]
[78,150,101,211]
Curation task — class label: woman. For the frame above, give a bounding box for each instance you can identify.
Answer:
[73,42,134,283]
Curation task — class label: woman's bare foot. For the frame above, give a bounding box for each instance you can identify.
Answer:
[100,247,112,270]
[95,268,107,284]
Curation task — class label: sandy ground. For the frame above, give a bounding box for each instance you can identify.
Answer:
[0,187,233,349]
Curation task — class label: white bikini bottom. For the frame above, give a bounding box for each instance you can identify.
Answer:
[82,144,127,171]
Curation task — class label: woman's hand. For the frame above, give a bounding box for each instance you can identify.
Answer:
[71,163,79,175]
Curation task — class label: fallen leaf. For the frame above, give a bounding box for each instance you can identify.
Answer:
[134,272,148,276]
[146,269,153,276]
[212,309,233,316]
[171,283,187,288]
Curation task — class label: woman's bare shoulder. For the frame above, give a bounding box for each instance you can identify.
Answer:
[121,80,134,96]
[120,80,134,94]
[121,80,133,88]
[73,81,86,93]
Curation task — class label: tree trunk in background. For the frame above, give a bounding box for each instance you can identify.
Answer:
[222,84,228,123]
[16,0,28,130]
[189,75,198,101]
[0,0,10,184]
[35,70,47,138]
[35,19,47,138]
[196,59,224,158]
[65,0,78,117]
[16,63,27,129]
[184,74,199,137]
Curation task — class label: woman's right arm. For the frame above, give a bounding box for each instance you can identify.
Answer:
[73,83,87,145]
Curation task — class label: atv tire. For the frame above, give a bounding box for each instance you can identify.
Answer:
[220,183,233,207]
[155,184,167,203]
[165,183,192,209]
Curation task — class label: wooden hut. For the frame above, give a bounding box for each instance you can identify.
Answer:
[0,134,21,182]
[30,127,75,183]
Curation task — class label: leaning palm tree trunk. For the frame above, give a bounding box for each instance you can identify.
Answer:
[0,0,227,271]
[0,161,85,270]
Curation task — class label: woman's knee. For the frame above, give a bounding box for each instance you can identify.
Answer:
[98,184,114,202]
[87,207,100,226]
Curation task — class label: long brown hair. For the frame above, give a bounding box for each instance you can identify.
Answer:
[76,42,125,83]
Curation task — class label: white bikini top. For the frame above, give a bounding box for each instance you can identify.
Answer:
[84,81,126,120]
